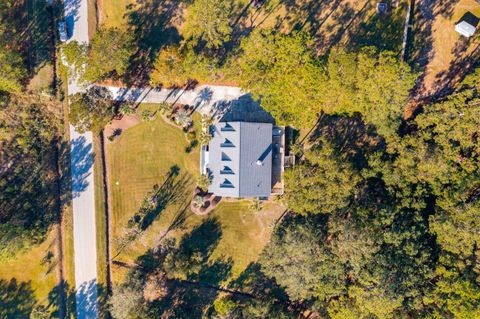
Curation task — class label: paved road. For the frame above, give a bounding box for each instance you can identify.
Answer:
[64,0,99,318]
[69,127,98,319]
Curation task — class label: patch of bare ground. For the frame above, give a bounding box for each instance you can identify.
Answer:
[104,114,141,142]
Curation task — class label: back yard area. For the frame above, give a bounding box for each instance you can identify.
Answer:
[409,0,480,99]
[105,104,284,285]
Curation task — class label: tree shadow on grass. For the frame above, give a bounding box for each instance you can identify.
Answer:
[129,218,233,318]
[177,217,224,274]
[140,166,193,231]
[349,4,407,53]
[114,166,193,258]
[0,279,37,318]
[124,0,183,85]
[281,0,370,53]
[0,278,82,318]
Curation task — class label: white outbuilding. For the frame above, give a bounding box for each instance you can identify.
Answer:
[455,12,479,38]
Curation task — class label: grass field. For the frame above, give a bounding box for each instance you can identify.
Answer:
[0,230,58,307]
[97,0,408,55]
[208,201,284,277]
[106,108,283,284]
[107,108,200,283]
[97,0,136,28]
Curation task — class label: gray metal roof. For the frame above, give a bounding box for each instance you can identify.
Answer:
[207,122,273,197]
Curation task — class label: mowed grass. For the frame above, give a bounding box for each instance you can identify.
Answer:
[107,111,200,272]
[209,201,283,278]
[93,134,109,318]
[107,111,283,284]
[97,0,136,29]
[0,230,58,304]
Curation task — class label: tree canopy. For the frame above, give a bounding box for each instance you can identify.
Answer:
[62,28,135,83]
[284,140,361,215]
[69,86,116,133]
[236,30,324,128]
[183,0,234,49]
[235,31,415,132]
[0,3,27,93]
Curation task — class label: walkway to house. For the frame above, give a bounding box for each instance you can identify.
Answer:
[64,0,100,317]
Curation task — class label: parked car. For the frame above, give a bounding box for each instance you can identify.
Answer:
[58,21,68,42]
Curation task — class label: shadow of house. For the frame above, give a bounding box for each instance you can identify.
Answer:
[212,94,275,124]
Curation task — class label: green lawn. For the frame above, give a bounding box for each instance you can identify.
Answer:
[97,0,136,29]
[209,201,283,277]
[107,110,200,283]
[106,110,283,284]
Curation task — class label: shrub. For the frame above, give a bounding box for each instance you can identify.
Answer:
[186,130,196,141]
[193,195,205,207]
[197,174,211,192]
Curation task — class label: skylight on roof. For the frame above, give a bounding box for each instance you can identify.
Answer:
[221,138,235,147]
[221,152,231,161]
[221,123,235,131]
[220,179,234,188]
[220,166,234,174]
